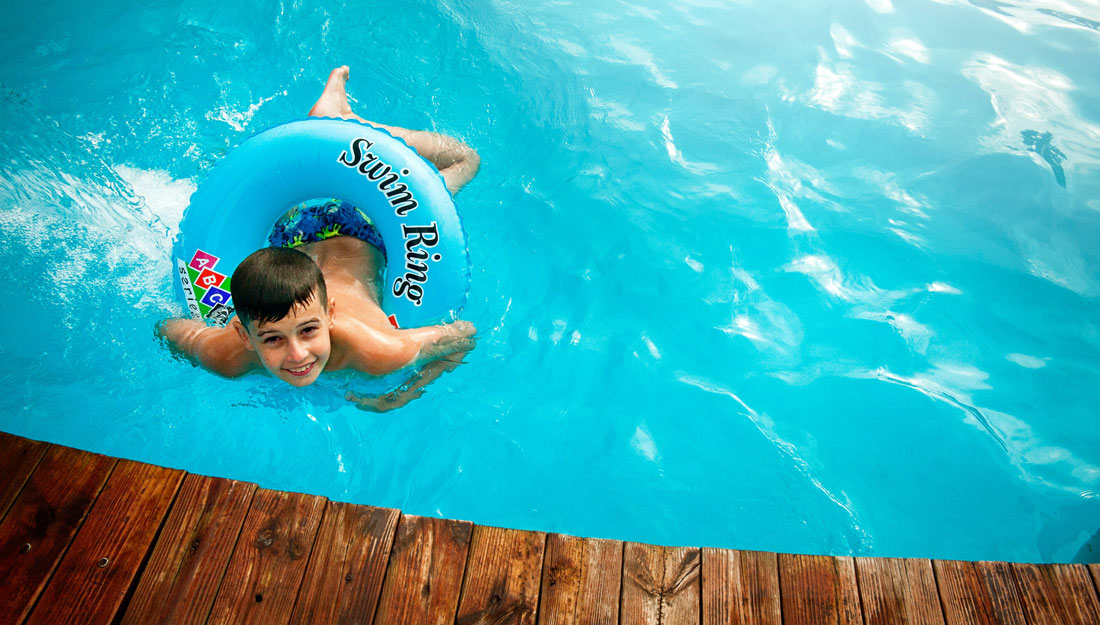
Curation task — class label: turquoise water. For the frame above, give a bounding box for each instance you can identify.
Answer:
[2,0,1099,563]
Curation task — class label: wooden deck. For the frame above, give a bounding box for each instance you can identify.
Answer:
[1,431,1098,625]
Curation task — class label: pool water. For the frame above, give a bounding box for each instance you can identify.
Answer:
[2,0,1099,563]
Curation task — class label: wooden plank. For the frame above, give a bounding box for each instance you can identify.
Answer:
[204,488,326,625]
[373,514,473,625]
[288,501,400,625]
[1090,564,1100,593]
[935,560,1009,625]
[1044,564,1100,625]
[621,542,701,625]
[0,445,116,625]
[1008,563,1100,625]
[701,548,779,625]
[24,458,184,625]
[1010,562,1075,625]
[972,561,1026,625]
[119,474,256,625]
[778,553,862,625]
[455,525,547,625]
[0,432,48,523]
[856,557,945,625]
[538,534,623,625]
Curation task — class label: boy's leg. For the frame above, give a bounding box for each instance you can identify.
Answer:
[309,65,364,121]
[308,66,480,194]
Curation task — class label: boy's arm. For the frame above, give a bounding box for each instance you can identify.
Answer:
[344,320,476,412]
[156,318,257,378]
[346,350,469,413]
[398,320,477,364]
[360,120,480,195]
[346,320,476,376]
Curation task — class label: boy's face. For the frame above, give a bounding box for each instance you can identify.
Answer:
[237,293,336,387]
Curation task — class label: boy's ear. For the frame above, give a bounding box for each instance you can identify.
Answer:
[328,297,337,326]
[232,318,255,351]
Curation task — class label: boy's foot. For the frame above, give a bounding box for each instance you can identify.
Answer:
[309,65,354,118]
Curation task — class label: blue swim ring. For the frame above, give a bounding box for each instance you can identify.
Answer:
[172,118,471,329]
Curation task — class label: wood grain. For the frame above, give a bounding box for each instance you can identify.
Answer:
[934,560,1005,625]
[621,542,701,625]
[0,445,116,625]
[538,534,623,625]
[455,525,547,625]
[701,548,779,625]
[204,487,327,625]
[0,432,48,523]
[289,501,400,625]
[119,474,256,625]
[778,553,862,625]
[24,458,183,625]
[856,556,945,625]
[373,514,473,625]
[1010,562,1073,625]
[1043,564,1100,625]
[971,561,1026,625]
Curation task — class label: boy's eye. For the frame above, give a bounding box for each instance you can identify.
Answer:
[263,336,281,345]
[301,326,318,336]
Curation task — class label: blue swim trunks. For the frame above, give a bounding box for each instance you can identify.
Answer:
[267,198,386,258]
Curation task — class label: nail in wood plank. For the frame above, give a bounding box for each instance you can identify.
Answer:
[204,488,327,625]
[0,445,116,625]
[856,557,944,625]
[538,534,623,625]
[289,501,400,625]
[0,432,48,523]
[24,458,183,625]
[119,474,256,625]
[701,548,779,625]
[456,525,547,625]
[373,514,473,625]
[621,543,701,625]
[778,553,862,625]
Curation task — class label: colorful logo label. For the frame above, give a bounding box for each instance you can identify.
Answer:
[178,249,234,325]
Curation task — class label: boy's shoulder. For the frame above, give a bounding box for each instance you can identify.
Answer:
[328,313,419,377]
[159,318,258,378]
[206,324,260,377]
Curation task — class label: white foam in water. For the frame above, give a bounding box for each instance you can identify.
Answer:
[113,166,196,240]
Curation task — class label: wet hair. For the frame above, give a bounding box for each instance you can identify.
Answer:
[231,247,328,327]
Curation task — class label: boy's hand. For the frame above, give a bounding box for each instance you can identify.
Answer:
[419,320,477,361]
[448,320,476,335]
[346,389,421,413]
[346,348,468,413]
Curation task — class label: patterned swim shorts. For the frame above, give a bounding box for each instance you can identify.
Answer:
[267,198,386,258]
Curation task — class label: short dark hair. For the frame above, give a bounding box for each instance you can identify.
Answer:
[231,247,328,327]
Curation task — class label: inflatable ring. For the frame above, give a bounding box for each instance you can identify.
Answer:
[172,118,471,329]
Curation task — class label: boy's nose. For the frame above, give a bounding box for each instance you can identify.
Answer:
[287,339,309,362]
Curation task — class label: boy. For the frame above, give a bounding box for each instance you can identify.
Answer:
[158,66,479,411]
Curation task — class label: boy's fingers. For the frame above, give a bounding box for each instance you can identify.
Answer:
[449,320,476,337]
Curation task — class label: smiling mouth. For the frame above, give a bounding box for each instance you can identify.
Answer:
[284,362,316,377]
